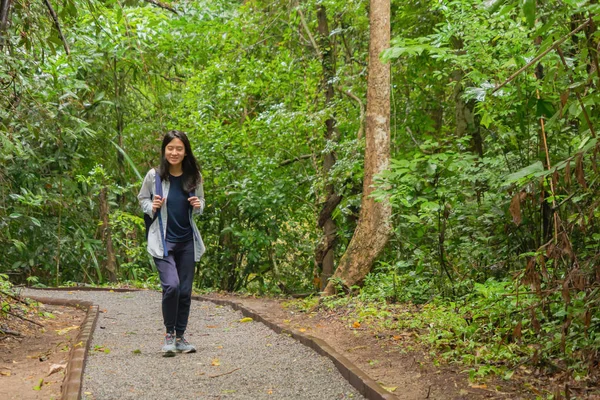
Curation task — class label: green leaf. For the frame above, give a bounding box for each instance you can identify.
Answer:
[109,140,142,181]
[523,0,536,28]
[503,161,544,185]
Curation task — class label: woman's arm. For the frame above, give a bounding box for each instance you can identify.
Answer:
[190,180,205,215]
[138,169,155,216]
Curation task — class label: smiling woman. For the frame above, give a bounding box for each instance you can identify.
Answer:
[137,130,206,356]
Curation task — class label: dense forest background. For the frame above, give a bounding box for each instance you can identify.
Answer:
[1,0,599,393]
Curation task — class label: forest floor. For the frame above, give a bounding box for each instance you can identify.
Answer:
[204,292,599,400]
[0,299,85,400]
[203,293,523,399]
[1,290,597,399]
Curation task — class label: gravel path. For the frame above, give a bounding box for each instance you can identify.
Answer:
[24,289,364,400]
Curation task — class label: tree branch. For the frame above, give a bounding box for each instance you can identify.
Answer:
[279,154,312,166]
[143,0,178,15]
[42,0,70,55]
[336,87,365,139]
[492,19,591,94]
[6,310,44,327]
[296,5,321,59]
[556,47,596,138]
[0,290,31,306]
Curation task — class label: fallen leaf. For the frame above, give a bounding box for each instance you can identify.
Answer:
[298,328,307,332]
[206,325,218,329]
[267,389,273,394]
[239,317,253,323]
[47,364,67,376]
[211,359,220,366]
[132,349,141,355]
[382,386,397,392]
[0,370,11,376]
[84,392,92,395]
[392,335,402,341]
[56,326,79,335]
[353,321,361,328]
[283,320,291,324]
[33,378,44,391]
[470,383,488,389]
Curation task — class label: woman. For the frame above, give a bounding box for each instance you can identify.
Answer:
[138,130,205,357]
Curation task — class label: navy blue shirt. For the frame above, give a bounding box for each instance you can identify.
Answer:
[166,174,193,243]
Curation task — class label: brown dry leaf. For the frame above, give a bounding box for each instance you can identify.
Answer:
[0,370,11,377]
[562,278,571,303]
[509,192,522,226]
[575,154,587,189]
[584,308,592,331]
[48,363,67,376]
[211,359,220,366]
[513,320,522,340]
[565,160,571,185]
[205,325,218,329]
[470,383,488,389]
[560,91,569,116]
[392,335,402,341]
[56,326,79,335]
[267,389,273,395]
[352,321,361,329]
[531,309,541,334]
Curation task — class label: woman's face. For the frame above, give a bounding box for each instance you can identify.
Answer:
[165,138,186,167]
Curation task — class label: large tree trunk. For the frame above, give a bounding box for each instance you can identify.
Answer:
[323,0,391,295]
[314,5,341,291]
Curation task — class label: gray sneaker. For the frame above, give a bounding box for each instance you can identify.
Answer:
[175,336,196,353]
[162,333,176,357]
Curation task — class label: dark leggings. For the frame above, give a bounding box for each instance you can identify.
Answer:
[153,240,195,335]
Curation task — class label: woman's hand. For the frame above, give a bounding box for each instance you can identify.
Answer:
[152,195,164,213]
[188,196,202,210]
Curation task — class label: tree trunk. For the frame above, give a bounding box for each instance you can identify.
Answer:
[0,0,11,51]
[99,187,117,282]
[113,58,126,205]
[314,5,341,291]
[453,70,483,157]
[323,0,391,295]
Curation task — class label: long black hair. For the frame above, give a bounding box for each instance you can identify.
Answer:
[157,130,201,192]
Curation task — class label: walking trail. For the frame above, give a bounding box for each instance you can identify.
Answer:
[24,289,364,400]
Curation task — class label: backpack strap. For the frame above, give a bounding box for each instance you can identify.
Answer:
[154,170,168,257]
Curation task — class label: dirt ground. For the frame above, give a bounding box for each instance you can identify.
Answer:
[202,293,548,400]
[0,302,85,400]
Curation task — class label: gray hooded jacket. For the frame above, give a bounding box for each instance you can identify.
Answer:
[138,168,205,261]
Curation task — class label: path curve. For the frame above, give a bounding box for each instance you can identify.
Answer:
[25,289,365,400]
